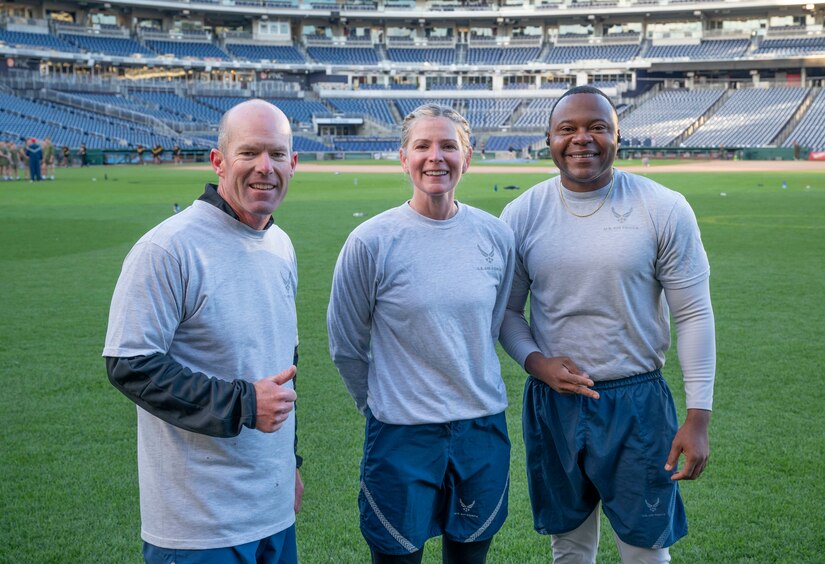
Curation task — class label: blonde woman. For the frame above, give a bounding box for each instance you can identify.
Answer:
[328,104,515,563]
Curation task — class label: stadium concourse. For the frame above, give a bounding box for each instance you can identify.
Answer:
[0,0,824,161]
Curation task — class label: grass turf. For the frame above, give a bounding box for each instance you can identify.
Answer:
[1,163,823,562]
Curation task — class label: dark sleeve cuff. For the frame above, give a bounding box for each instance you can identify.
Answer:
[106,353,256,438]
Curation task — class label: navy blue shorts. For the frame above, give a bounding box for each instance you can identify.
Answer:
[359,410,510,555]
[522,370,687,549]
[142,525,297,564]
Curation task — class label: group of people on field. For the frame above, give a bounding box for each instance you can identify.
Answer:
[104,88,716,564]
[134,143,183,165]
[0,137,57,181]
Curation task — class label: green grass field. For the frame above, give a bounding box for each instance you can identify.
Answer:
[1,162,823,562]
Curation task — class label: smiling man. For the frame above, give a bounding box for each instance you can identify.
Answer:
[104,99,303,564]
[499,86,716,563]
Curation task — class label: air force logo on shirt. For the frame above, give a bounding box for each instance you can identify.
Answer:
[476,242,501,271]
[605,206,639,231]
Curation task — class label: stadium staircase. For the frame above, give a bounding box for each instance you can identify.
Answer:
[636,38,651,58]
[387,100,403,123]
[375,43,389,63]
[456,44,467,65]
[671,88,731,148]
[536,41,553,62]
[773,87,818,147]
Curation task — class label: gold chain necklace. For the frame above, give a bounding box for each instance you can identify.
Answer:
[558,174,615,218]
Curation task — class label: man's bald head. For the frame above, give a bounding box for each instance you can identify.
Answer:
[217,99,293,154]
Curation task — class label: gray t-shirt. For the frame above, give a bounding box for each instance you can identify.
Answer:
[500,169,710,384]
[328,201,515,425]
[103,200,298,549]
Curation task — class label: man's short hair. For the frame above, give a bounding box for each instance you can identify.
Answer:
[547,85,618,128]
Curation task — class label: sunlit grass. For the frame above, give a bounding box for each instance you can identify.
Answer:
[1,164,823,562]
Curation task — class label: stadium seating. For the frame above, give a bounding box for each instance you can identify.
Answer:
[197,97,330,126]
[293,136,332,152]
[0,30,78,52]
[145,39,229,60]
[683,87,809,147]
[0,91,184,150]
[394,99,457,117]
[326,99,396,126]
[333,137,398,151]
[644,39,750,60]
[512,98,556,129]
[783,89,825,151]
[306,46,379,65]
[224,43,306,63]
[386,48,455,65]
[464,98,520,128]
[618,89,725,146]
[754,36,825,57]
[130,91,222,123]
[0,0,820,159]
[545,43,639,64]
[484,135,544,151]
[60,34,155,57]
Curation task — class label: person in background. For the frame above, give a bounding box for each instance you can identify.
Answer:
[499,85,716,564]
[104,99,303,564]
[151,143,164,164]
[42,137,55,180]
[328,104,515,564]
[18,142,29,180]
[25,138,43,182]
[10,140,21,180]
[0,142,9,180]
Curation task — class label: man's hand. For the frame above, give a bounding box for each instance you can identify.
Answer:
[294,469,304,513]
[665,408,711,480]
[524,352,599,399]
[253,365,297,433]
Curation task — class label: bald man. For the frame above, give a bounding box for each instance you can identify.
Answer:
[104,100,303,563]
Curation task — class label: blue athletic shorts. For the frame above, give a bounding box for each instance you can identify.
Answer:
[359,410,510,555]
[522,370,687,549]
[142,525,297,564]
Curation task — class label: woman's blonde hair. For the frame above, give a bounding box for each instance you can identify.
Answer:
[399,104,472,157]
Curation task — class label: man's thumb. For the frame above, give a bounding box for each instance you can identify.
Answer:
[272,365,297,386]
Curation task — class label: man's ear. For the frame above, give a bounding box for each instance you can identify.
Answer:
[209,148,224,176]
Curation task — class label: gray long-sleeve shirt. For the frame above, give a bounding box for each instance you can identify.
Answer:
[328,201,515,425]
[499,169,715,410]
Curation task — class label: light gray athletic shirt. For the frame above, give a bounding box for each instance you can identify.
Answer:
[500,169,715,409]
[328,201,515,425]
[103,200,298,549]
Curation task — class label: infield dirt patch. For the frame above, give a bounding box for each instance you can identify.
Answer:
[181,160,824,174]
[296,160,825,174]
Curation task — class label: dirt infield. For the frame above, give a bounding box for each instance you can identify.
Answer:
[180,160,824,174]
[295,160,825,174]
